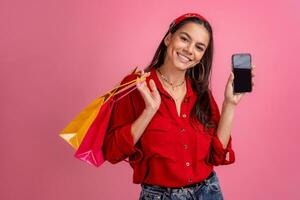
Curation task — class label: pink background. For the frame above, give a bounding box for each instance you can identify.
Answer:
[1,0,299,199]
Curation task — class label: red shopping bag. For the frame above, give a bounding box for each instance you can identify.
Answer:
[74,69,143,167]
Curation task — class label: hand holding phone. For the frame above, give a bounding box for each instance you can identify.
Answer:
[232,53,252,93]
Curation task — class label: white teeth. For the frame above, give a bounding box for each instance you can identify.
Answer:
[177,53,191,62]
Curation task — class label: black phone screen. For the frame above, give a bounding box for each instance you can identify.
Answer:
[232,54,252,93]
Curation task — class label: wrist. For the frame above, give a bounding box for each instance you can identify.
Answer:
[143,108,157,118]
[222,100,236,111]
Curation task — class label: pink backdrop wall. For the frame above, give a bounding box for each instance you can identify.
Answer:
[1,0,299,199]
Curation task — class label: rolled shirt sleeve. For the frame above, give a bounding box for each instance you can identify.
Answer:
[208,135,235,165]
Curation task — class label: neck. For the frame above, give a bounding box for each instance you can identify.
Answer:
[157,64,186,85]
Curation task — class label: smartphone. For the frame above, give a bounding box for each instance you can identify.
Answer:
[231,53,252,93]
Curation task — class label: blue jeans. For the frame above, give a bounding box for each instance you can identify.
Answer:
[139,171,224,200]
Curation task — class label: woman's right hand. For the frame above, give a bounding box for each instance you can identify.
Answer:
[137,71,161,115]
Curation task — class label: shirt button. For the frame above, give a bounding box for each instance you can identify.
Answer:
[184,98,189,103]
[183,144,188,150]
[182,114,187,118]
[185,162,190,167]
[188,178,193,183]
[180,128,186,133]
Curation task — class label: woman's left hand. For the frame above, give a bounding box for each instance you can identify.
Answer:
[224,66,255,106]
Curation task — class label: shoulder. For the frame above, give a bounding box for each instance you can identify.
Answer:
[115,70,144,109]
[117,70,142,98]
[120,73,140,85]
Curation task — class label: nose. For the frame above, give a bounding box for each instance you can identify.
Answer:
[183,43,193,55]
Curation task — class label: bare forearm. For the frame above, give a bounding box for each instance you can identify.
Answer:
[131,109,156,145]
[216,101,236,148]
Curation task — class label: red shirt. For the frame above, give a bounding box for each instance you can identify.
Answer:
[103,68,235,188]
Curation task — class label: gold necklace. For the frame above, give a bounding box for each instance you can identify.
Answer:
[167,85,186,102]
[157,69,185,91]
[157,69,186,102]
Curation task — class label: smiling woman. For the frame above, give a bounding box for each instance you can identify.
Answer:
[163,23,210,70]
[103,13,254,200]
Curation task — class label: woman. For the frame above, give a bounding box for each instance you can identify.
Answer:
[103,13,254,200]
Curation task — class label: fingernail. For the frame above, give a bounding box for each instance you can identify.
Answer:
[137,82,144,87]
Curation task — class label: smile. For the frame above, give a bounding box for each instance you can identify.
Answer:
[177,52,192,63]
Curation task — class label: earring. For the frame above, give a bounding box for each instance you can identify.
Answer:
[200,62,205,81]
[191,62,205,81]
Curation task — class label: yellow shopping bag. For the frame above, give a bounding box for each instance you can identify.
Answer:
[59,68,144,150]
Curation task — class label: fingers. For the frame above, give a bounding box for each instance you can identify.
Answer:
[136,77,161,108]
[230,71,234,80]
[227,72,234,86]
[137,78,157,95]
[251,65,255,87]
[251,65,255,77]
[137,81,152,100]
[135,71,159,102]
[149,79,158,93]
[136,73,153,99]
[141,71,150,79]
[137,71,151,84]
[137,79,149,92]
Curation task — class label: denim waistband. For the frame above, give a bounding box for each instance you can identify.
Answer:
[141,171,215,193]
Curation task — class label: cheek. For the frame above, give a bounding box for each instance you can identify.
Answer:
[172,38,186,50]
[195,52,204,62]
[166,47,174,58]
[167,42,181,56]
[165,47,176,63]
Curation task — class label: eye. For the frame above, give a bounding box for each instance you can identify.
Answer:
[196,46,204,51]
[180,36,188,42]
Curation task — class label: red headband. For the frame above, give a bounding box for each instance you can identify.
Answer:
[170,13,207,28]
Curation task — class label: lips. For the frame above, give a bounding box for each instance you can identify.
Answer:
[177,52,192,63]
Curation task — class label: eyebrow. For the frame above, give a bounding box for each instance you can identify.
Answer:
[179,32,207,48]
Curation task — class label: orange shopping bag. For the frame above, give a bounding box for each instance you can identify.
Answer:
[60,68,144,166]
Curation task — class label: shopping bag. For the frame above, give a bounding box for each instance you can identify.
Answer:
[60,67,144,166]
[74,71,143,167]
[59,68,141,149]
[59,97,106,149]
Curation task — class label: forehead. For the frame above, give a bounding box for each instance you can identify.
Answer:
[175,22,210,45]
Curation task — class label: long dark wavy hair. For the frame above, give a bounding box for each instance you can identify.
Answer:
[144,17,216,130]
